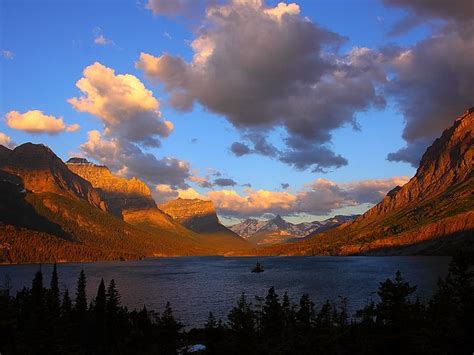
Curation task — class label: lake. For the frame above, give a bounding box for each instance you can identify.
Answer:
[0,256,451,327]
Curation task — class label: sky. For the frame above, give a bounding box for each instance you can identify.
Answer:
[1,0,473,225]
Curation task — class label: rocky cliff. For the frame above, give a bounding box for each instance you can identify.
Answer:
[67,158,156,217]
[158,198,249,252]
[159,198,221,233]
[0,144,105,210]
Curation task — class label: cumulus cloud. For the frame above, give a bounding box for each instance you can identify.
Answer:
[5,110,80,135]
[204,176,409,218]
[137,0,388,171]
[69,62,173,147]
[383,0,474,166]
[81,130,190,188]
[0,132,15,148]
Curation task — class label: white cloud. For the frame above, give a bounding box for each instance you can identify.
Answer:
[5,110,80,135]
[69,62,172,147]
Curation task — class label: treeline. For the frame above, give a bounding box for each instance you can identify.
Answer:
[0,254,473,354]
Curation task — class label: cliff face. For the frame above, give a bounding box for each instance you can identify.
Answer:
[0,143,105,210]
[358,108,473,224]
[158,198,221,232]
[158,198,249,253]
[67,158,156,217]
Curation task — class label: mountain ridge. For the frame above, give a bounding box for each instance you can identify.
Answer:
[255,109,474,256]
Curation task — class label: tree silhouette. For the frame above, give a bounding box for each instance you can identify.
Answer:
[74,270,87,316]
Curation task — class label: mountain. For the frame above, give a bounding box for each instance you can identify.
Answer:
[66,158,156,217]
[0,144,219,263]
[230,214,358,245]
[259,109,474,256]
[159,198,249,253]
[0,144,106,209]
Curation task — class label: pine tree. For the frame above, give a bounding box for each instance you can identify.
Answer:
[261,287,284,339]
[62,288,72,315]
[74,270,87,315]
[47,263,60,314]
[159,302,182,353]
[228,293,255,335]
[296,293,315,329]
[376,270,416,325]
[94,279,106,315]
[106,279,120,316]
[31,269,44,303]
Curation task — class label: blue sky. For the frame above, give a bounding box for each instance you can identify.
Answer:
[1,0,460,223]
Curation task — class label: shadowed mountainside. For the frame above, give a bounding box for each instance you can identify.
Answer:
[159,198,250,253]
[254,109,474,256]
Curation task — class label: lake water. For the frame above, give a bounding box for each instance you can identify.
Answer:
[0,256,451,327]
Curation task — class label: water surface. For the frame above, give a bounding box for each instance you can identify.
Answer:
[0,256,450,327]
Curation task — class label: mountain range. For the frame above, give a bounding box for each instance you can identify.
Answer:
[229,214,357,245]
[0,108,472,263]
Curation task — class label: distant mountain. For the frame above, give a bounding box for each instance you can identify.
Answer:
[159,198,249,253]
[67,158,156,217]
[259,108,474,255]
[230,214,358,245]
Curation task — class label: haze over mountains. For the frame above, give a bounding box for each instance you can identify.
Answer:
[0,109,472,263]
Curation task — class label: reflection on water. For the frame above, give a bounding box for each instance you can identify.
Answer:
[0,256,450,327]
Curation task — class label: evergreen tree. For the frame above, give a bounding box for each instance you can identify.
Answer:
[94,278,106,315]
[376,271,416,326]
[261,287,284,338]
[31,269,44,303]
[62,288,72,315]
[47,263,60,314]
[296,294,315,330]
[74,270,87,315]
[159,302,182,353]
[106,279,120,316]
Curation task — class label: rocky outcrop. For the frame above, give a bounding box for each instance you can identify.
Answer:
[0,143,105,210]
[158,198,249,253]
[67,158,156,217]
[357,109,473,224]
[159,198,223,233]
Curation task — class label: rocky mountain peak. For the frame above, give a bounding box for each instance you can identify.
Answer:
[66,158,156,217]
[0,143,105,209]
[362,109,473,222]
